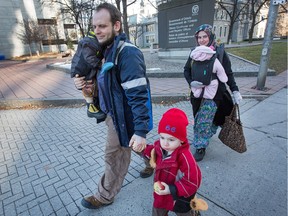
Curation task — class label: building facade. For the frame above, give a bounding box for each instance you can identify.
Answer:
[0,0,77,59]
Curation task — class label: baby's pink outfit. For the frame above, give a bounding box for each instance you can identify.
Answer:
[190,46,228,99]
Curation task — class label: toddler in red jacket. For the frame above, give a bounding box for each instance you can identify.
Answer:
[142,108,202,216]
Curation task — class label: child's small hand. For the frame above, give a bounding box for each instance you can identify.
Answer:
[154,182,170,195]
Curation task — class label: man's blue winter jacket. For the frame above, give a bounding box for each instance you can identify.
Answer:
[99,33,153,147]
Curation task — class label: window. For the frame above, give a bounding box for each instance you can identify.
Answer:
[146,24,154,32]
[145,35,155,44]
[224,27,227,37]
[214,10,218,19]
[220,27,222,37]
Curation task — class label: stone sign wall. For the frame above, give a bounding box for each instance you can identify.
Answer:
[158,0,216,49]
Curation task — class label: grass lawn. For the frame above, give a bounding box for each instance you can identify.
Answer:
[226,41,287,74]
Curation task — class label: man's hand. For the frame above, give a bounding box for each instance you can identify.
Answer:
[129,134,146,152]
[73,74,87,90]
[190,81,205,89]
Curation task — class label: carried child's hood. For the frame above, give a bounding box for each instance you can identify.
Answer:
[190,45,216,61]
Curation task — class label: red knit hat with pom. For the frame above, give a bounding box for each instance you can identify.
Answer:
[158,108,189,141]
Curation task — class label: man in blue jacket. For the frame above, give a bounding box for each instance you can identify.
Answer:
[73,2,153,209]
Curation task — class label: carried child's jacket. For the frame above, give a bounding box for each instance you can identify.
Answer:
[70,31,103,80]
[191,46,228,99]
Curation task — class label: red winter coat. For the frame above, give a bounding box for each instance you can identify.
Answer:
[143,139,202,212]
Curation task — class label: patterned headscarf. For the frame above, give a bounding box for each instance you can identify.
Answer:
[195,24,216,48]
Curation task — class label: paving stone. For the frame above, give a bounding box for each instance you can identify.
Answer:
[44,185,58,199]
[0,178,11,194]
[15,202,29,215]
[0,201,3,216]
[3,192,25,206]
[66,201,80,216]
[22,182,33,196]
[39,200,54,216]
[11,181,22,195]
[58,191,74,206]
[28,204,42,216]
[49,195,64,212]
[3,202,17,216]
[27,194,48,209]
[16,210,30,216]
[55,207,69,216]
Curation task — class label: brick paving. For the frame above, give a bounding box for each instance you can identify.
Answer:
[0,99,260,216]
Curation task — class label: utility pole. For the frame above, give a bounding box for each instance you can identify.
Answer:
[256,0,281,90]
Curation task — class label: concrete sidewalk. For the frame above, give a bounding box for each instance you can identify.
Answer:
[0,89,286,216]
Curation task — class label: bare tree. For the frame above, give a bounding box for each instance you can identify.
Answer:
[217,0,250,44]
[115,0,121,10]
[31,23,47,54]
[39,0,138,40]
[129,23,144,45]
[247,0,287,42]
[114,0,137,40]
[16,19,40,56]
[38,0,101,38]
[274,2,288,37]
[147,0,157,10]
[247,0,269,43]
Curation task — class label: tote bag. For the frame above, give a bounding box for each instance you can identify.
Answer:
[218,104,247,153]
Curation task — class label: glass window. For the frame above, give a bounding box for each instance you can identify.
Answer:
[146,24,154,32]
[145,35,155,44]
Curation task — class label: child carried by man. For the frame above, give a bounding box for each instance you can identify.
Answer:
[71,31,111,121]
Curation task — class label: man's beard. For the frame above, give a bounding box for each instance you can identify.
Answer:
[101,30,116,47]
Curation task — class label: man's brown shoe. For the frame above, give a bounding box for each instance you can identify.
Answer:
[81,195,113,209]
[140,166,154,178]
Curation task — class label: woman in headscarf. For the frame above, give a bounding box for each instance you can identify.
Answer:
[184,24,242,162]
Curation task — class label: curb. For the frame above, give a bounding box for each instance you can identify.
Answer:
[0,94,269,110]
[0,96,189,110]
[47,63,276,78]
[146,71,276,78]
[0,98,85,110]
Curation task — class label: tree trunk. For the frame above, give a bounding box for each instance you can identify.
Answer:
[77,20,85,38]
[121,0,130,40]
[115,0,121,10]
[226,1,237,44]
[28,45,32,56]
[248,16,256,43]
[227,23,234,44]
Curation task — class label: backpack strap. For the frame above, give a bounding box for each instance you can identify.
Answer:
[216,43,225,64]
[211,54,218,80]
[114,41,138,65]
